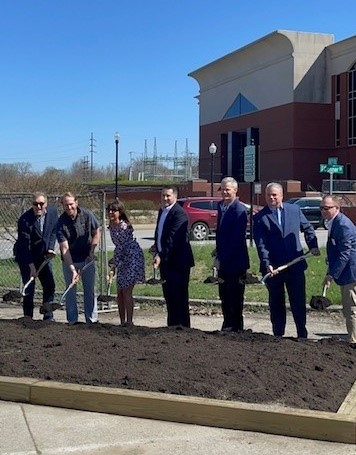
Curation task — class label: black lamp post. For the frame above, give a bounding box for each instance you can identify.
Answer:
[209,142,217,196]
[114,132,120,199]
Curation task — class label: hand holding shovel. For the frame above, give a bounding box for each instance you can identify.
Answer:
[98,268,116,303]
[260,251,313,285]
[40,259,95,313]
[22,251,56,296]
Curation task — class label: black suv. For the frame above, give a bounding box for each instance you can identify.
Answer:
[284,197,326,229]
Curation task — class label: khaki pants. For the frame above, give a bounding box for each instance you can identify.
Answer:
[340,282,356,344]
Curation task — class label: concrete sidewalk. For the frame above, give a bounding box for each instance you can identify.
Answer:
[0,304,354,454]
[1,399,355,455]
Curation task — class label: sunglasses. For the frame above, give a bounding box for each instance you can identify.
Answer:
[320,206,335,211]
[33,201,45,207]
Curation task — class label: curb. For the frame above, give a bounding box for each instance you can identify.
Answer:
[0,376,355,444]
[132,295,343,313]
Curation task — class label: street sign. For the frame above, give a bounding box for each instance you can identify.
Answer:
[319,164,344,174]
[328,157,338,165]
[244,145,256,182]
[254,182,262,194]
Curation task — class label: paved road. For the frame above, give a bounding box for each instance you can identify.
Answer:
[0,226,328,259]
[125,225,329,251]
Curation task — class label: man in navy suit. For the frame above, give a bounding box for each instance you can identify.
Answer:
[153,185,195,327]
[321,195,356,347]
[253,183,320,338]
[214,177,249,332]
[15,191,58,320]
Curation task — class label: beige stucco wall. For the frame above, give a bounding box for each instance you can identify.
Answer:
[189,30,334,126]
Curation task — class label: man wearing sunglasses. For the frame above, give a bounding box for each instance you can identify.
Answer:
[15,192,58,320]
[321,195,356,347]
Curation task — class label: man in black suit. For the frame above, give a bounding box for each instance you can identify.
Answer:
[152,186,194,327]
[15,191,58,320]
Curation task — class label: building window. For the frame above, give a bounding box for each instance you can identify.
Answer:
[348,62,356,145]
[335,75,341,147]
[336,74,340,102]
[223,93,258,119]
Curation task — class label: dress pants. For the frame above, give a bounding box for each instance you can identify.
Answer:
[266,269,307,338]
[160,265,191,328]
[218,270,246,331]
[340,282,356,344]
[19,260,54,320]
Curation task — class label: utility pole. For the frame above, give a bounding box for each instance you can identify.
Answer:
[129,151,134,181]
[89,132,96,179]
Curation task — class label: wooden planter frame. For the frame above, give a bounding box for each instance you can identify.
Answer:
[0,376,355,443]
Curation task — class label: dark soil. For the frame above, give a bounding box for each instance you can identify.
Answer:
[0,318,355,412]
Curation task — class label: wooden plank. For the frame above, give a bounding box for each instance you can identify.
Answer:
[30,380,356,444]
[0,376,37,402]
[338,380,356,415]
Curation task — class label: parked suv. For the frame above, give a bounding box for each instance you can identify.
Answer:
[284,197,326,229]
[177,197,257,241]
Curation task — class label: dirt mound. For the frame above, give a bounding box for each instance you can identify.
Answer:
[0,318,355,412]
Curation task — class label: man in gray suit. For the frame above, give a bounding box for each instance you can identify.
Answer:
[321,195,356,347]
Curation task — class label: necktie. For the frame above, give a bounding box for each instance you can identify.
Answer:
[273,208,282,226]
[36,216,43,233]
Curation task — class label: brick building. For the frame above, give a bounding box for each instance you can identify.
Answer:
[189,30,356,191]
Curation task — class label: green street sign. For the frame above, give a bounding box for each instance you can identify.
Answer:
[319,164,344,174]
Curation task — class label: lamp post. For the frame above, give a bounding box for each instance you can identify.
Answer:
[114,132,120,199]
[209,142,217,196]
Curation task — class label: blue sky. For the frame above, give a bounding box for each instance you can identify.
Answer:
[0,1,355,172]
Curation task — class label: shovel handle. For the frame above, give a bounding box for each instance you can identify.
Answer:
[22,276,35,296]
[322,285,328,297]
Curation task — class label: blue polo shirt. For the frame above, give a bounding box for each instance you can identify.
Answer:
[57,206,100,262]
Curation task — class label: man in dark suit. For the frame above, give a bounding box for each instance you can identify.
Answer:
[214,177,249,332]
[253,182,320,338]
[15,191,58,320]
[152,185,194,327]
[321,195,356,347]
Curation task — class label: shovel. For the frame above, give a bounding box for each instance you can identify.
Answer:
[146,266,165,285]
[22,251,56,296]
[40,259,95,313]
[310,285,333,310]
[98,269,116,303]
[203,266,224,284]
[260,251,312,285]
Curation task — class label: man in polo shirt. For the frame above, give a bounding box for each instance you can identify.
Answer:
[56,192,101,325]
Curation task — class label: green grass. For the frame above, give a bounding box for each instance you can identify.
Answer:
[134,245,342,306]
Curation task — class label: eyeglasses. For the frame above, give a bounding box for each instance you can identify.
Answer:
[33,201,45,207]
[320,206,335,211]
[107,209,119,213]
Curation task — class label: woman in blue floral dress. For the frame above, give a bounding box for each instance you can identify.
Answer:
[107,200,145,326]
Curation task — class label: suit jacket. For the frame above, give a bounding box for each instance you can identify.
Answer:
[216,199,249,274]
[154,202,194,270]
[327,212,356,285]
[15,205,58,265]
[253,202,318,275]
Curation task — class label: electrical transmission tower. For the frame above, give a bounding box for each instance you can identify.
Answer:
[142,137,195,181]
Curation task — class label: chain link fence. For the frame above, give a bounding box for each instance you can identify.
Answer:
[0,192,112,310]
